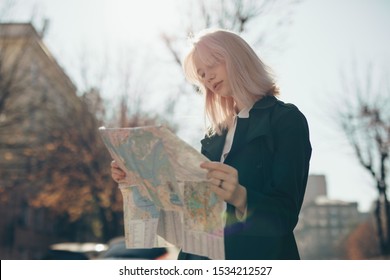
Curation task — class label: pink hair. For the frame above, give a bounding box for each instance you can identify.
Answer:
[183,29,279,136]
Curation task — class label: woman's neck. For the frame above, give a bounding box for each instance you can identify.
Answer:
[234,99,246,113]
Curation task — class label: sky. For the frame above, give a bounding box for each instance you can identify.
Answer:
[3,0,390,212]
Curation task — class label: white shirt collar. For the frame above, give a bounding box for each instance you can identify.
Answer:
[235,105,252,119]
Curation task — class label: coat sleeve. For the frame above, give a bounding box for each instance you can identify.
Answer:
[244,107,312,236]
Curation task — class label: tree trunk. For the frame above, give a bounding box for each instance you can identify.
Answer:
[374,198,386,254]
[382,190,390,255]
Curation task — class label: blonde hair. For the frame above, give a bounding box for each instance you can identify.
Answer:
[183,29,279,136]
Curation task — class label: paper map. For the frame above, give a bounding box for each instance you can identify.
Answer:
[99,126,225,259]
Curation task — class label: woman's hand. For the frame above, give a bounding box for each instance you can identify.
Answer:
[200,161,247,214]
[111,160,126,183]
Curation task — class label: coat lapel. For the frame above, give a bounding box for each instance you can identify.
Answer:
[229,96,277,159]
[200,130,227,162]
[246,95,277,143]
[200,96,278,162]
[226,117,250,158]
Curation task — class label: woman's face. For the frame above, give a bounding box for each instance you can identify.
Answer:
[193,53,232,97]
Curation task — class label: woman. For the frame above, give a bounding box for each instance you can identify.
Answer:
[111,29,312,260]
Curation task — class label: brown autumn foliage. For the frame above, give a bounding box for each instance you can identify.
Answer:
[0,21,123,240]
[1,85,125,241]
[343,218,381,259]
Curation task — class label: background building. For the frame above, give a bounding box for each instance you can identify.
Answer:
[295,175,368,259]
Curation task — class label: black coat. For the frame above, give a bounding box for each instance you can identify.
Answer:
[201,96,312,260]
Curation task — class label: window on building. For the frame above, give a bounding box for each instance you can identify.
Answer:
[330,217,338,227]
[329,207,338,216]
[318,218,327,227]
[330,228,339,237]
[30,60,39,88]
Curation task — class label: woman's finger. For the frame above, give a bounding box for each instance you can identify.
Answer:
[207,169,230,180]
[200,161,237,175]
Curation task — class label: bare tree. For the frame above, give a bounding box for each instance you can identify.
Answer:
[337,65,390,256]
[162,0,302,69]
[76,42,178,130]
[61,48,179,241]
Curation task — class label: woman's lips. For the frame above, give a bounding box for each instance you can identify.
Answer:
[213,81,223,91]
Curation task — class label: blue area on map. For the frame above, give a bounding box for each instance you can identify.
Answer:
[132,187,160,219]
[101,129,184,208]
